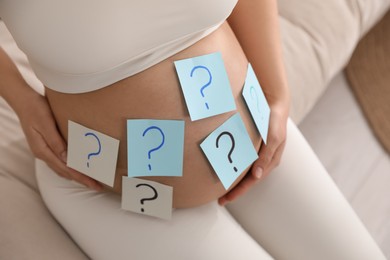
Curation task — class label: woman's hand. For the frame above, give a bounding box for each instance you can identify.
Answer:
[221,0,291,206]
[218,101,288,206]
[17,91,103,191]
[0,47,101,190]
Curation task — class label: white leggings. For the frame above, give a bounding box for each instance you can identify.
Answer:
[35,119,386,260]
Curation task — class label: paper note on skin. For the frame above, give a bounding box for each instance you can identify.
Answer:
[200,113,258,190]
[121,177,173,220]
[67,120,119,187]
[174,52,236,121]
[242,63,271,144]
[127,119,185,177]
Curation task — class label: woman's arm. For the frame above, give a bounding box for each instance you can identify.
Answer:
[0,47,38,113]
[220,0,290,205]
[0,46,102,190]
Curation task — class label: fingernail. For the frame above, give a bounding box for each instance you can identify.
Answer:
[60,151,67,163]
[255,167,263,179]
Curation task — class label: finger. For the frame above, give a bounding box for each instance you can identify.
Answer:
[38,119,68,163]
[46,152,103,191]
[267,140,286,171]
[218,140,280,206]
[29,127,72,179]
[68,168,104,191]
[218,171,260,206]
[252,142,277,179]
[31,129,103,190]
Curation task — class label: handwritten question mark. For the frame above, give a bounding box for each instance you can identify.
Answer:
[216,131,238,172]
[250,86,261,113]
[142,126,165,171]
[84,132,101,168]
[136,183,158,212]
[190,65,212,110]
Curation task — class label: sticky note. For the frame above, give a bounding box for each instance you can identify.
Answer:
[242,63,271,144]
[67,120,120,187]
[174,52,236,121]
[127,119,185,177]
[200,113,258,190]
[121,177,173,220]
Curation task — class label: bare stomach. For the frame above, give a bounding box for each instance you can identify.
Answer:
[45,21,262,208]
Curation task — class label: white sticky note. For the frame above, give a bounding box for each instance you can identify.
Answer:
[67,120,120,187]
[121,177,173,220]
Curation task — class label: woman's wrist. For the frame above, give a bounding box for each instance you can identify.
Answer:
[0,47,42,116]
[3,81,42,118]
[263,83,290,116]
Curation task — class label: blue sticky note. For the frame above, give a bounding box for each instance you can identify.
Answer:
[200,113,258,190]
[174,52,236,121]
[127,119,185,177]
[242,64,271,144]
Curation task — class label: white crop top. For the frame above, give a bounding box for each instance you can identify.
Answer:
[0,0,238,93]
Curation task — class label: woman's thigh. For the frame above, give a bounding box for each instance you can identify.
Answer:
[227,118,386,260]
[35,160,273,260]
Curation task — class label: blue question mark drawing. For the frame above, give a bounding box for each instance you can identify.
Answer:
[142,126,165,171]
[190,65,212,110]
[216,131,238,172]
[84,132,101,168]
[250,86,261,113]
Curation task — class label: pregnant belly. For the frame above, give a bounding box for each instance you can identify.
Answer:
[45,22,262,208]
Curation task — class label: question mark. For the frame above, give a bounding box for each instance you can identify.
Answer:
[84,132,101,168]
[190,65,212,110]
[250,86,261,113]
[216,131,238,172]
[136,183,158,212]
[142,126,165,171]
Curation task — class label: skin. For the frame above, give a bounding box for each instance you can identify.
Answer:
[44,22,261,208]
[0,0,289,208]
[220,0,290,205]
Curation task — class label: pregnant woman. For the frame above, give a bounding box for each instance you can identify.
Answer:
[0,0,385,259]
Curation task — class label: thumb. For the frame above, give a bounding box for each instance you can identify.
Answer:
[252,144,275,179]
[41,123,68,163]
